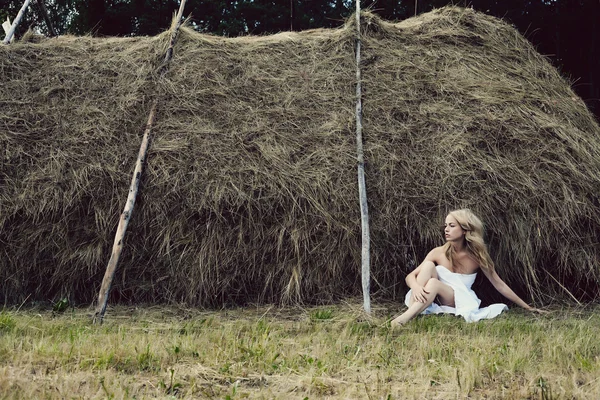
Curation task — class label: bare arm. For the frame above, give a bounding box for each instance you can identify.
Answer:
[405,260,434,288]
[405,249,438,303]
[482,268,544,312]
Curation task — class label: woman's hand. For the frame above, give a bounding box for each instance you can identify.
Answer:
[411,285,430,303]
[528,307,550,315]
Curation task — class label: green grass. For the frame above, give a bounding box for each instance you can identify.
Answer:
[0,312,16,333]
[1,303,599,399]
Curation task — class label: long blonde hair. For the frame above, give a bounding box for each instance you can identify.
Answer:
[443,209,495,273]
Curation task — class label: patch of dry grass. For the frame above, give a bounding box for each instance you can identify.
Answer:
[1,303,599,399]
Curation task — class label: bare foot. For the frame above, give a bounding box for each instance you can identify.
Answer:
[390,317,407,329]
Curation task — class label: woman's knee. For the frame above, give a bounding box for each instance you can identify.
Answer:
[419,262,438,279]
[421,261,436,272]
[424,277,441,293]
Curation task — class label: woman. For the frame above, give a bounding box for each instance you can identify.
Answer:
[391,209,545,327]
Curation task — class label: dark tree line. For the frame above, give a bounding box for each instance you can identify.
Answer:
[1,0,598,119]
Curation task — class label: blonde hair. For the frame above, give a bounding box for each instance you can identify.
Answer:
[443,209,495,273]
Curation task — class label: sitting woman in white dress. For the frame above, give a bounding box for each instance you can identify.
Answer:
[391,209,545,327]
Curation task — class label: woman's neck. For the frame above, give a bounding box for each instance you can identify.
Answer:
[450,240,466,253]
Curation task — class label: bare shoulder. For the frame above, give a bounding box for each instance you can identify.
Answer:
[425,246,446,262]
[432,246,445,253]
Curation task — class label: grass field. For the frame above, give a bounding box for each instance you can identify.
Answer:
[1,302,599,399]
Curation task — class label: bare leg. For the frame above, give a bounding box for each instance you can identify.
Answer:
[406,262,438,308]
[391,278,454,327]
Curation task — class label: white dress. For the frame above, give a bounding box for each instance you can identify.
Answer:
[404,265,508,322]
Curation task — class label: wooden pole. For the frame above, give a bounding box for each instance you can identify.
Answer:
[159,0,188,76]
[93,0,188,324]
[93,101,158,324]
[2,0,32,45]
[355,0,371,314]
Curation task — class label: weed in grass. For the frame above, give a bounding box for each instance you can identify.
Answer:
[270,352,283,371]
[575,351,594,371]
[99,377,114,400]
[535,377,556,400]
[311,309,333,321]
[310,378,336,396]
[255,319,270,335]
[224,380,239,400]
[341,343,361,362]
[136,344,158,372]
[93,352,115,370]
[220,362,232,374]
[52,297,69,314]
[159,368,182,396]
[347,320,373,336]
[0,312,15,332]
[237,342,265,363]
[377,347,399,368]
[178,317,214,335]
[93,351,140,373]
[171,344,181,363]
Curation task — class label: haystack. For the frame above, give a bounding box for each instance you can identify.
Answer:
[1,7,599,306]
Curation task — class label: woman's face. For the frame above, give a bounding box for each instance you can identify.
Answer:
[444,214,465,242]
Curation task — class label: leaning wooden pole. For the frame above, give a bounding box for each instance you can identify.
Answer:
[93,0,188,324]
[160,0,188,75]
[93,101,158,323]
[355,1,371,314]
[2,0,32,45]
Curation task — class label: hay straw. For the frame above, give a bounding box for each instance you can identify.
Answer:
[359,8,600,302]
[1,7,599,306]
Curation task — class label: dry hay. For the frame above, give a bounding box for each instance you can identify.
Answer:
[359,9,600,303]
[1,7,599,307]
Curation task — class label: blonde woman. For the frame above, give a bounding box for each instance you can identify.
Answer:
[391,209,545,327]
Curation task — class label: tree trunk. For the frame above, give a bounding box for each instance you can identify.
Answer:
[35,0,56,37]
